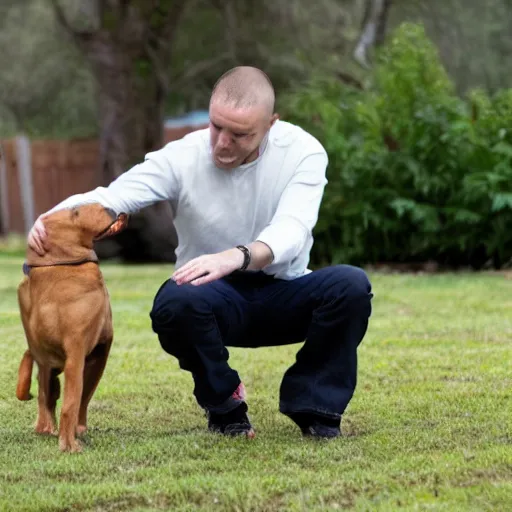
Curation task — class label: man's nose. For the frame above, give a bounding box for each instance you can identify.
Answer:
[218,130,232,148]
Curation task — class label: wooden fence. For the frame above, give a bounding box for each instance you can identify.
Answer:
[0,125,207,235]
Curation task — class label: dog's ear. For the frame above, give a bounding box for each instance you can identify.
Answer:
[94,212,129,240]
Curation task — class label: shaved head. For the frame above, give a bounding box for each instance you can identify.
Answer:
[208,66,279,169]
[210,66,275,116]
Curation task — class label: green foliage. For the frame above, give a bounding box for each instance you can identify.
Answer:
[280,23,512,269]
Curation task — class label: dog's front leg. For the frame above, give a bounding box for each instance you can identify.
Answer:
[59,357,85,453]
[35,365,58,436]
[77,340,112,436]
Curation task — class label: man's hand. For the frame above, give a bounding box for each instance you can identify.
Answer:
[172,248,245,286]
[27,215,49,256]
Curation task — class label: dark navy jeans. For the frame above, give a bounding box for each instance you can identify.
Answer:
[150,264,373,421]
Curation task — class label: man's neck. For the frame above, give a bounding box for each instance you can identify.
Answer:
[242,131,269,165]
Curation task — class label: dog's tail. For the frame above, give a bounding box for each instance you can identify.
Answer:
[16,349,34,400]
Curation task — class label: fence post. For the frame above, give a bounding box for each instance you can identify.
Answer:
[0,141,9,235]
[16,134,35,234]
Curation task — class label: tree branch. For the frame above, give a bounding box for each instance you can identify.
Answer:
[145,41,170,95]
[223,0,238,61]
[149,0,189,51]
[49,0,72,33]
[171,52,232,92]
[210,0,238,62]
[336,71,365,90]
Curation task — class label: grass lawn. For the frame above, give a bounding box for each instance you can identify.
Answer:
[0,253,510,511]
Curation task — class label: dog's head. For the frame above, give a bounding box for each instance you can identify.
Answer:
[71,203,129,243]
[31,203,129,263]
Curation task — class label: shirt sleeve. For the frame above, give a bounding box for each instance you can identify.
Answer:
[255,150,328,266]
[46,147,180,216]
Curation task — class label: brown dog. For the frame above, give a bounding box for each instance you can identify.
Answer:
[16,203,128,452]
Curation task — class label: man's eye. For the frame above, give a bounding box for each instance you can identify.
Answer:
[234,133,247,138]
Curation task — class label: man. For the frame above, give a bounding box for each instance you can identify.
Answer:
[28,66,373,439]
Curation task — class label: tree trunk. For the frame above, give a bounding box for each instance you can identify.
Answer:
[81,34,165,183]
[353,0,393,69]
[51,0,188,262]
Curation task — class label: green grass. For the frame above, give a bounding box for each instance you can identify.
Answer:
[0,255,511,511]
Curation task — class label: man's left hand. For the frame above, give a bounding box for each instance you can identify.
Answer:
[171,248,244,286]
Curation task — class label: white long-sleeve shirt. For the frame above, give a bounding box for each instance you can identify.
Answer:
[48,120,329,280]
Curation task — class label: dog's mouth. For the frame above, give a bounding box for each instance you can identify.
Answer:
[95,212,129,241]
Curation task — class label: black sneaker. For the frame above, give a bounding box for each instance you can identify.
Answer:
[288,412,341,439]
[207,401,255,438]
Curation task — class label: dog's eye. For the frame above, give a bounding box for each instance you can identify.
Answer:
[72,209,79,218]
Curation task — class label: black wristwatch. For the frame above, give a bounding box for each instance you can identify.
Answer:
[236,245,251,271]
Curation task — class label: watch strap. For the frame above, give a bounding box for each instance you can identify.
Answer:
[236,245,251,271]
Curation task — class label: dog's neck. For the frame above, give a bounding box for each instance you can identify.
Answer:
[26,238,99,269]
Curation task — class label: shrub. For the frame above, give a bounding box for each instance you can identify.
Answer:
[279,23,512,269]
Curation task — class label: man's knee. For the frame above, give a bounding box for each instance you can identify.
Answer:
[322,264,373,308]
[149,279,207,333]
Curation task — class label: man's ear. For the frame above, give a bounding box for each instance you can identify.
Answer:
[270,113,280,128]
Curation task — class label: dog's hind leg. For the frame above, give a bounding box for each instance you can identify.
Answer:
[77,339,112,436]
[59,355,85,453]
[35,365,58,436]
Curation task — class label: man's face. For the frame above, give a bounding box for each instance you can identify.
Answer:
[209,100,277,169]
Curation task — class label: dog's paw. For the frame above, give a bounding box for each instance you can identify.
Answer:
[59,437,82,453]
[16,391,33,401]
[35,422,58,436]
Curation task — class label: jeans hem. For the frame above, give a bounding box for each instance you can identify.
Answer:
[200,395,244,415]
[279,404,342,420]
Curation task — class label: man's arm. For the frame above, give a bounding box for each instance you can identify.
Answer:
[246,241,274,270]
[28,147,180,255]
[255,150,328,268]
[241,151,328,272]
[47,148,180,216]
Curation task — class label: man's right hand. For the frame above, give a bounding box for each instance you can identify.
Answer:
[28,215,49,256]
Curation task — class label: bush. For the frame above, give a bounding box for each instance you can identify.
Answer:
[279,23,512,269]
